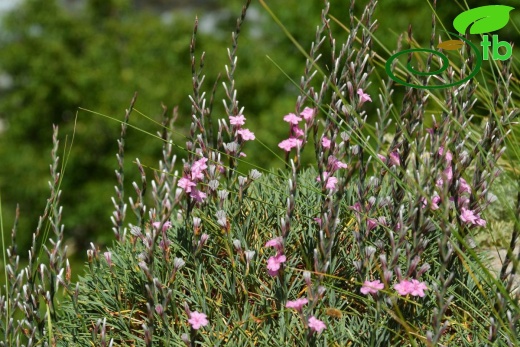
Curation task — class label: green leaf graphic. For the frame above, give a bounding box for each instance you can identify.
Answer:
[453,5,514,34]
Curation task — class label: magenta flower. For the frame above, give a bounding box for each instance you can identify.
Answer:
[389,151,400,166]
[286,298,308,311]
[322,137,331,148]
[350,202,363,214]
[377,154,387,162]
[188,311,209,330]
[360,280,384,295]
[278,137,302,152]
[229,114,246,126]
[237,128,255,141]
[367,218,378,231]
[300,107,315,120]
[308,316,327,334]
[283,113,302,124]
[178,177,197,193]
[267,254,286,276]
[357,88,372,103]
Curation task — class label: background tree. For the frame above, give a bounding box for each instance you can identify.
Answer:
[0,0,518,258]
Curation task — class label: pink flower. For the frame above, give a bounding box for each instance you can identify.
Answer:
[408,279,428,297]
[190,189,207,203]
[191,157,208,181]
[322,137,331,148]
[443,165,453,181]
[328,156,347,171]
[286,298,308,311]
[357,88,372,103]
[178,177,197,193]
[394,280,412,296]
[152,221,172,232]
[367,218,378,231]
[278,137,302,152]
[237,128,255,141]
[267,254,286,276]
[431,196,441,210]
[325,176,338,190]
[332,159,347,170]
[377,154,387,162]
[104,252,112,267]
[389,151,400,166]
[457,195,469,209]
[188,311,209,330]
[316,171,329,182]
[229,114,246,126]
[300,107,315,120]
[265,236,283,250]
[459,177,471,194]
[394,279,428,297]
[291,125,304,137]
[360,280,384,295]
[475,217,487,227]
[460,207,478,224]
[350,202,363,214]
[308,316,326,334]
[438,146,453,162]
[283,113,302,124]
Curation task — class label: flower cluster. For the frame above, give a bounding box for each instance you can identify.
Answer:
[177,157,208,203]
[360,279,384,295]
[315,156,348,191]
[286,297,326,334]
[394,279,428,297]
[432,146,486,227]
[278,107,315,152]
[360,279,428,298]
[230,114,255,142]
[265,236,286,276]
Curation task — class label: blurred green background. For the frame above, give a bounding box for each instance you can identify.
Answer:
[0,0,518,267]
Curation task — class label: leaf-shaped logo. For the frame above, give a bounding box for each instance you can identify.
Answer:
[453,5,514,34]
